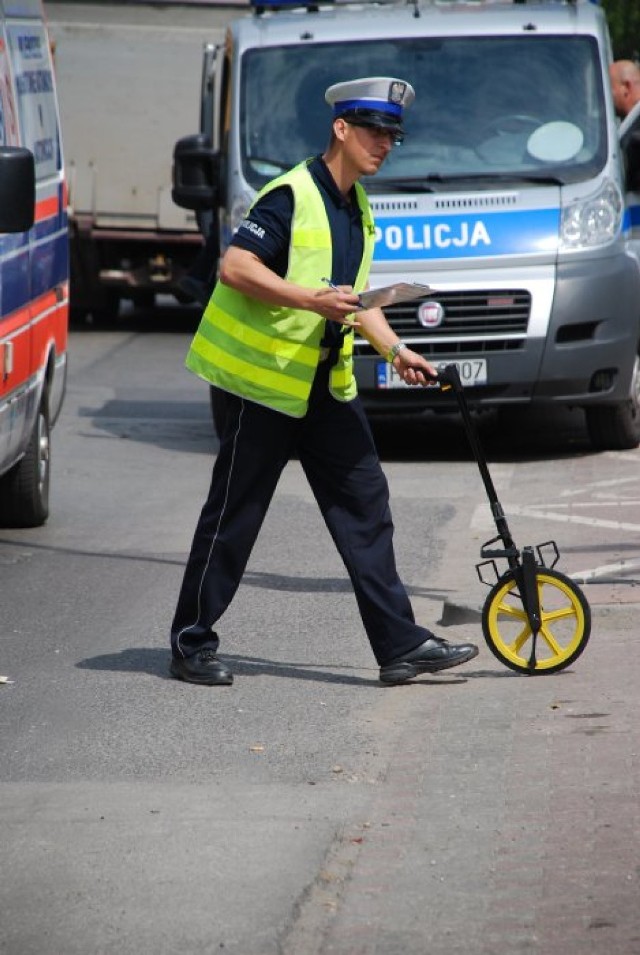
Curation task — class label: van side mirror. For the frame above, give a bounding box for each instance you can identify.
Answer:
[624,131,640,192]
[0,147,35,232]
[172,133,220,211]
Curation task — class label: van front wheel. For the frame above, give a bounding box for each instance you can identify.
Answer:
[585,355,640,451]
[0,395,51,527]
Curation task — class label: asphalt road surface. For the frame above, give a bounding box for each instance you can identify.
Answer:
[2,302,640,955]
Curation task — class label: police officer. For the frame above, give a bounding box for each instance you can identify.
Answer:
[169,76,479,686]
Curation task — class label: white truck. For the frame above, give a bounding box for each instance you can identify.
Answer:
[45,0,240,320]
[172,0,640,451]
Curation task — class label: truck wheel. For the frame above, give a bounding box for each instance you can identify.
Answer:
[90,291,120,326]
[132,291,155,310]
[0,395,51,527]
[585,355,640,451]
[70,305,89,325]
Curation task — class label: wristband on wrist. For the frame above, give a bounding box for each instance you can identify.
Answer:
[386,341,407,364]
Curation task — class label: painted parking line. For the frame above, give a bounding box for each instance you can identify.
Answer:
[504,503,640,533]
[560,476,638,498]
[470,500,640,583]
[471,501,640,533]
[526,500,640,508]
[570,559,640,584]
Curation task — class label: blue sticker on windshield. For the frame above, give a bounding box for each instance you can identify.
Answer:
[372,208,560,261]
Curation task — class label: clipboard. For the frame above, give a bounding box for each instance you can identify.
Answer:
[357,282,436,310]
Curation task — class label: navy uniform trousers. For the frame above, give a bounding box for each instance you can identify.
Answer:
[170,358,434,666]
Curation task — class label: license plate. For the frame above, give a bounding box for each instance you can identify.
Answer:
[376,358,488,389]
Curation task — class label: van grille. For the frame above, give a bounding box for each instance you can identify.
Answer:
[381,288,531,338]
[434,195,518,210]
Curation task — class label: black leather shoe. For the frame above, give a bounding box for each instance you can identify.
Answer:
[170,649,234,686]
[379,636,479,685]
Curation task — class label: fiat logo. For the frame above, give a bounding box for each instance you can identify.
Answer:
[418,300,445,328]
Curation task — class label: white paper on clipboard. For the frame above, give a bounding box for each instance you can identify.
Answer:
[357,282,436,310]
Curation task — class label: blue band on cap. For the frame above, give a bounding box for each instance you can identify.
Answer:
[333,98,403,118]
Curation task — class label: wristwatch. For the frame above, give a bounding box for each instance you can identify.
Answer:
[386,341,407,364]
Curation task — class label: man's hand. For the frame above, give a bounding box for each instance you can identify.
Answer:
[312,286,361,327]
[393,348,438,386]
[219,249,362,325]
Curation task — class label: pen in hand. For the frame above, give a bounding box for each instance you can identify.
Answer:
[321,276,339,291]
[319,277,361,325]
[321,277,362,309]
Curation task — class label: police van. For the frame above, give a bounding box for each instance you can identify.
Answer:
[0,0,68,526]
[172,0,640,451]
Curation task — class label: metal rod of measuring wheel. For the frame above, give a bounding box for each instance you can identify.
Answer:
[441,364,517,557]
[520,546,542,671]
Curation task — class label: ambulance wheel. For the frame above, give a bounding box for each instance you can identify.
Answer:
[482,567,590,674]
[0,395,50,527]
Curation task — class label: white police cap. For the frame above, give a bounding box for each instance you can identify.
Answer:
[325,76,415,133]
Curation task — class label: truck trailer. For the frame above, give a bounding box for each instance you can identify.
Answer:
[46,0,240,320]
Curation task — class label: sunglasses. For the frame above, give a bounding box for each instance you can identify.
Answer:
[344,119,404,146]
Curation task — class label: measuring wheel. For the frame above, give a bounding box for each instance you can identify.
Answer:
[482,567,591,674]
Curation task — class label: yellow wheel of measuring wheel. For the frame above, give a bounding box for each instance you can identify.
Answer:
[482,567,591,674]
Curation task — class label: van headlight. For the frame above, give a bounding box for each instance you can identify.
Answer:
[560,178,623,250]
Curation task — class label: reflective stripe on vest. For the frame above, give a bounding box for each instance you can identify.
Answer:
[185,160,375,417]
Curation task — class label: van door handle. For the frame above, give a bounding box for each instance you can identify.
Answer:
[2,341,13,381]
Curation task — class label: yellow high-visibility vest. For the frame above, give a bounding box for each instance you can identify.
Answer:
[185,160,375,417]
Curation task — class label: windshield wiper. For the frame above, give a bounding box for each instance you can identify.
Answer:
[451,172,566,186]
[376,171,566,189]
[365,177,436,193]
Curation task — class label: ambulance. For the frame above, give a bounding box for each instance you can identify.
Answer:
[172,0,640,451]
[0,0,68,527]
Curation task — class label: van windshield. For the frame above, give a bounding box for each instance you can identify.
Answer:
[240,34,606,191]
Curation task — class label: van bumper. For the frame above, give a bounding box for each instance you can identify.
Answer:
[355,251,640,413]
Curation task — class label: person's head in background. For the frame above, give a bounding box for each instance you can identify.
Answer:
[609,60,640,119]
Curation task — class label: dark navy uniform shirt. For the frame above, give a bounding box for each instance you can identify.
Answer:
[230,155,365,347]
